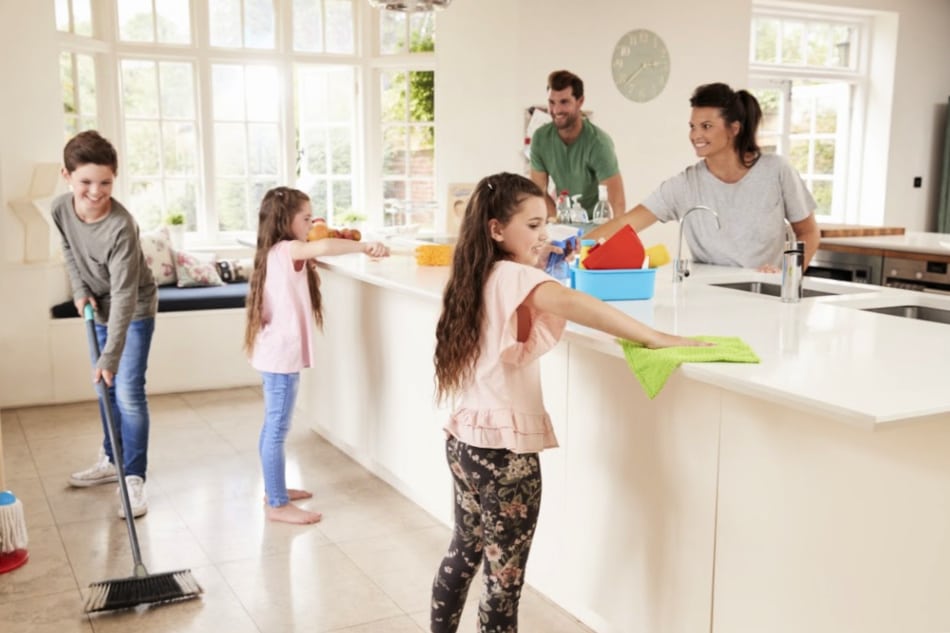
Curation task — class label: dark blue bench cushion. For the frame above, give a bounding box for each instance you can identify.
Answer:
[50,282,248,318]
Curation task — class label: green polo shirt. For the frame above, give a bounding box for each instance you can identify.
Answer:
[530,118,620,212]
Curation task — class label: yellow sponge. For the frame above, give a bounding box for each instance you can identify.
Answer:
[644,244,670,268]
[415,244,453,266]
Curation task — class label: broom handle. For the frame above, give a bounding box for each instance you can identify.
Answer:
[83,305,148,575]
[0,410,6,490]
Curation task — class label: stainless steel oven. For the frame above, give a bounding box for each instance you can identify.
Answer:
[805,249,883,285]
[882,256,950,295]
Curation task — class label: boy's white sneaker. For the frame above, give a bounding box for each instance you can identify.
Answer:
[117,475,148,519]
[68,448,118,487]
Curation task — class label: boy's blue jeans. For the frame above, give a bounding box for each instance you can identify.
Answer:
[94,317,155,480]
[259,371,300,507]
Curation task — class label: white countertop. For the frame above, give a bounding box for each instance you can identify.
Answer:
[317,253,950,429]
[821,230,950,256]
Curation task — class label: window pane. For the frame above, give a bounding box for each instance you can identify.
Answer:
[156,0,191,44]
[810,180,833,215]
[326,0,354,54]
[212,65,245,120]
[813,140,835,174]
[303,128,329,173]
[329,128,351,174]
[248,124,279,175]
[382,180,405,201]
[409,71,434,122]
[77,54,97,116]
[126,121,162,175]
[753,18,778,63]
[382,126,407,176]
[806,23,832,67]
[246,66,279,121]
[409,128,433,177]
[781,21,803,64]
[122,60,159,117]
[55,0,70,32]
[215,123,248,176]
[246,0,276,49]
[815,93,838,134]
[60,53,75,115]
[381,71,407,122]
[298,68,329,120]
[118,0,154,42]
[160,62,195,119]
[332,180,352,216]
[293,0,323,52]
[73,0,93,36]
[307,180,328,218]
[832,25,854,68]
[250,181,277,218]
[409,12,434,52]
[755,88,782,136]
[789,140,809,173]
[162,122,198,176]
[327,69,353,122]
[380,12,404,55]
[210,0,242,47]
[165,180,198,228]
[129,181,164,229]
[216,180,248,230]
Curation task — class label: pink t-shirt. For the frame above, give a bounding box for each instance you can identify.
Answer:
[444,260,567,454]
[250,241,315,373]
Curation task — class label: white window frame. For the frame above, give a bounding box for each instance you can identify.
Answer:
[750,4,871,223]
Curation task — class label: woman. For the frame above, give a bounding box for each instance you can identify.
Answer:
[585,82,820,271]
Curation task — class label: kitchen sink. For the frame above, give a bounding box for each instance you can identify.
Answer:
[861,305,950,325]
[710,281,834,298]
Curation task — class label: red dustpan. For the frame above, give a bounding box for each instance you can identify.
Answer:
[582,225,645,270]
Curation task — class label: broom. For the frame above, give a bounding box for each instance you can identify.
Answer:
[0,421,29,574]
[81,304,202,612]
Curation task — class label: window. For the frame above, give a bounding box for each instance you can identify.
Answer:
[55,0,438,241]
[377,12,437,230]
[750,6,866,221]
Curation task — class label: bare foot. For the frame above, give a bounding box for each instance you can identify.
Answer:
[265,503,322,525]
[263,489,313,504]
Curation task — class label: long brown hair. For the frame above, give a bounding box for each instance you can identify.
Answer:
[690,82,763,168]
[244,187,323,355]
[433,173,544,402]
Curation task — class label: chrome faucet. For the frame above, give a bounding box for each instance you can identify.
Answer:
[781,219,804,303]
[674,205,720,282]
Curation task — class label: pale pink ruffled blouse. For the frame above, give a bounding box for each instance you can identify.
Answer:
[444,260,566,454]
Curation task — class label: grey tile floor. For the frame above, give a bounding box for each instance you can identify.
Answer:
[0,387,594,633]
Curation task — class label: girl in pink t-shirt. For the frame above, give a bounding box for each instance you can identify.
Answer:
[244,187,389,525]
[430,173,705,632]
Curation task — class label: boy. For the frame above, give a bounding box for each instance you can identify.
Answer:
[52,130,158,519]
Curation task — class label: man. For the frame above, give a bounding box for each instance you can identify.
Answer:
[530,70,625,220]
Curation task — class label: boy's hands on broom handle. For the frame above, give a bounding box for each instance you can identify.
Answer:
[78,298,114,387]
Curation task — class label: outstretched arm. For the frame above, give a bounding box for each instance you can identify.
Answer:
[523,280,706,349]
[287,238,389,262]
[582,204,659,242]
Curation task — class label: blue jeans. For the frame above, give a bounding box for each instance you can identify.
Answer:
[259,371,300,507]
[94,317,155,480]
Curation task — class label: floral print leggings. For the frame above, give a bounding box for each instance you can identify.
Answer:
[430,436,542,633]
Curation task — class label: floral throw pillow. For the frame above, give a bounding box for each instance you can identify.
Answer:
[174,251,225,288]
[140,227,177,286]
[215,258,253,283]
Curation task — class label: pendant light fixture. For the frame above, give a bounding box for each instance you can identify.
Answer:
[367,0,452,11]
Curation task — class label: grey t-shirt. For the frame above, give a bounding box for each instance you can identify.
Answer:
[642,154,815,268]
[51,193,157,372]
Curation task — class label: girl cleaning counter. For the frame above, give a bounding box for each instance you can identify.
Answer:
[297,250,950,633]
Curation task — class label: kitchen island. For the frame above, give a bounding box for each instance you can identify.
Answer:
[298,253,950,633]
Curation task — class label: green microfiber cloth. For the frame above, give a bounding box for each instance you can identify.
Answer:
[618,336,760,399]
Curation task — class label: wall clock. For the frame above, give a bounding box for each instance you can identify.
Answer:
[611,29,671,103]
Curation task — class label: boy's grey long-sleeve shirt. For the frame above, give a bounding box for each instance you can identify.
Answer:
[51,193,157,372]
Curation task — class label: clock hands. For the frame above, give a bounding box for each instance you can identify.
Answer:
[621,61,661,86]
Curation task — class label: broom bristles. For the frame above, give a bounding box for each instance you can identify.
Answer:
[0,496,28,553]
[84,569,203,613]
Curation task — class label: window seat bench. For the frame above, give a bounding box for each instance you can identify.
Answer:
[50,282,248,318]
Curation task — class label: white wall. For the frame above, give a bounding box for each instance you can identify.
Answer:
[1,0,949,407]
